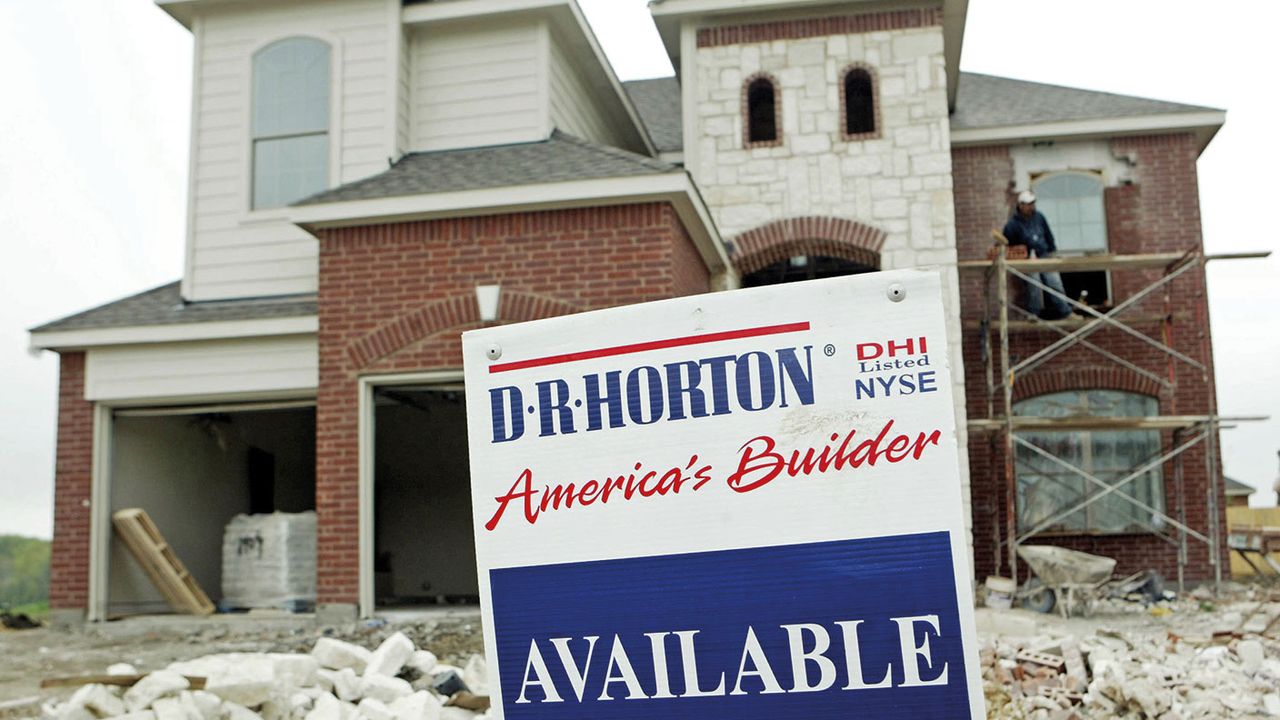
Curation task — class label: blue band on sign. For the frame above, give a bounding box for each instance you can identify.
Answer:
[489,531,969,719]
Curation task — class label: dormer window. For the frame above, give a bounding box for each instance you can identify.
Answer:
[744,74,781,147]
[841,65,878,139]
[251,37,331,209]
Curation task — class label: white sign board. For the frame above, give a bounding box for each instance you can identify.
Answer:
[462,269,983,719]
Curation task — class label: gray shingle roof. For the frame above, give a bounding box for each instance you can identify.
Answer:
[617,72,1221,153]
[951,73,1220,130]
[623,77,683,153]
[1225,477,1256,497]
[31,282,316,334]
[296,130,677,206]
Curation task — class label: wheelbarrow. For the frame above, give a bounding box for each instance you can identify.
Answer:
[1016,545,1119,617]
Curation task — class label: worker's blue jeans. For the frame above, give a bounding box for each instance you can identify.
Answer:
[1026,252,1072,318]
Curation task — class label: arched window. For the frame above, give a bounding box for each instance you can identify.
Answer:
[841,66,877,137]
[1032,172,1107,254]
[1014,390,1163,535]
[742,255,875,287]
[744,74,780,146]
[1032,171,1110,304]
[252,37,331,209]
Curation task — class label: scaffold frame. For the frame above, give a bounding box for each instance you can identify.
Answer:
[962,243,1270,591]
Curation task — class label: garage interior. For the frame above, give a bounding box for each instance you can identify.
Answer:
[373,384,478,607]
[107,403,316,617]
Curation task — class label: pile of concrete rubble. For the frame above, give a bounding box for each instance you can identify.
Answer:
[982,609,1280,719]
[41,633,490,720]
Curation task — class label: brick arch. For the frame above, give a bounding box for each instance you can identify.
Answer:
[731,216,886,277]
[1011,367,1165,404]
[345,291,584,369]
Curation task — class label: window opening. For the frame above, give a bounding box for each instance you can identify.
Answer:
[1014,390,1163,535]
[252,38,331,209]
[745,76,779,145]
[843,67,876,136]
[1032,171,1110,305]
[743,255,874,287]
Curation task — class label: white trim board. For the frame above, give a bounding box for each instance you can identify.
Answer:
[30,317,318,353]
[291,172,731,275]
[357,370,465,618]
[950,111,1225,155]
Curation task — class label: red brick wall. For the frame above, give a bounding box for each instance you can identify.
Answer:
[314,203,711,604]
[953,134,1224,583]
[50,352,93,610]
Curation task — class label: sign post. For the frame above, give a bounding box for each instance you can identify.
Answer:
[462,269,984,718]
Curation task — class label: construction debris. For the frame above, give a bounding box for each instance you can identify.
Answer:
[982,595,1280,719]
[38,633,491,720]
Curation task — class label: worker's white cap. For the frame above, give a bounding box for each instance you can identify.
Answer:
[1017,190,1037,204]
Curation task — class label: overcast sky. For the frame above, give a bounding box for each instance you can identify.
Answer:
[1,0,1276,539]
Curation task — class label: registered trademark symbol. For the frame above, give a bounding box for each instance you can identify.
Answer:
[824,344,836,357]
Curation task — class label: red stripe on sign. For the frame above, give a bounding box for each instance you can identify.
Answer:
[488,321,811,374]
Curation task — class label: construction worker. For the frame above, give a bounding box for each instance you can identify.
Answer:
[1004,190,1072,320]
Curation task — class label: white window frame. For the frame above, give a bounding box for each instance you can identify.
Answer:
[241,33,344,221]
[357,370,465,618]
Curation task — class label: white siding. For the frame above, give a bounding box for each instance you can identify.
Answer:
[409,19,547,151]
[85,335,318,402]
[547,27,627,149]
[187,0,397,301]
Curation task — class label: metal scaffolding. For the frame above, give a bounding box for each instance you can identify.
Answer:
[960,243,1269,590]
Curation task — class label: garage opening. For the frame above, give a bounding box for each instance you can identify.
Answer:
[108,403,315,617]
[373,384,477,607]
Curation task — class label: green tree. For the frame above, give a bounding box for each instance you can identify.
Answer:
[0,535,51,608]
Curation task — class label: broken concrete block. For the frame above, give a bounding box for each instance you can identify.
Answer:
[185,692,223,720]
[221,702,264,720]
[52,705,95,720]
[1266,693,1280,718]
[268,654,320,689]
[125,671,190,712]
[359,675,413,704]
[312,638,372,674]
[107,663,140,676]
[364,633,415,679]
[461,657,487,696]
[388,691,442,720]
[168,655,277,708]
[305,695,341,720]
[68,683,126,718]
[314,669,337,694]
[356,699,393,720]
[405,651,437,676]
[114,712,159,720]
[329,668,362,703]
[1237,639,1264,674]
[437,709,475,720]
[152,697,200,720]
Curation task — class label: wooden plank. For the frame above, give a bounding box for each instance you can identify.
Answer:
[958,252,1189,272]
[959,250,1269,272]
[1229,507,1280,577]
[41,675,207,690]
[968,415,1267,432]
[112,509,216,615]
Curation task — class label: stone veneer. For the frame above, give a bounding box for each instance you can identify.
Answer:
[688,14,972,545]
